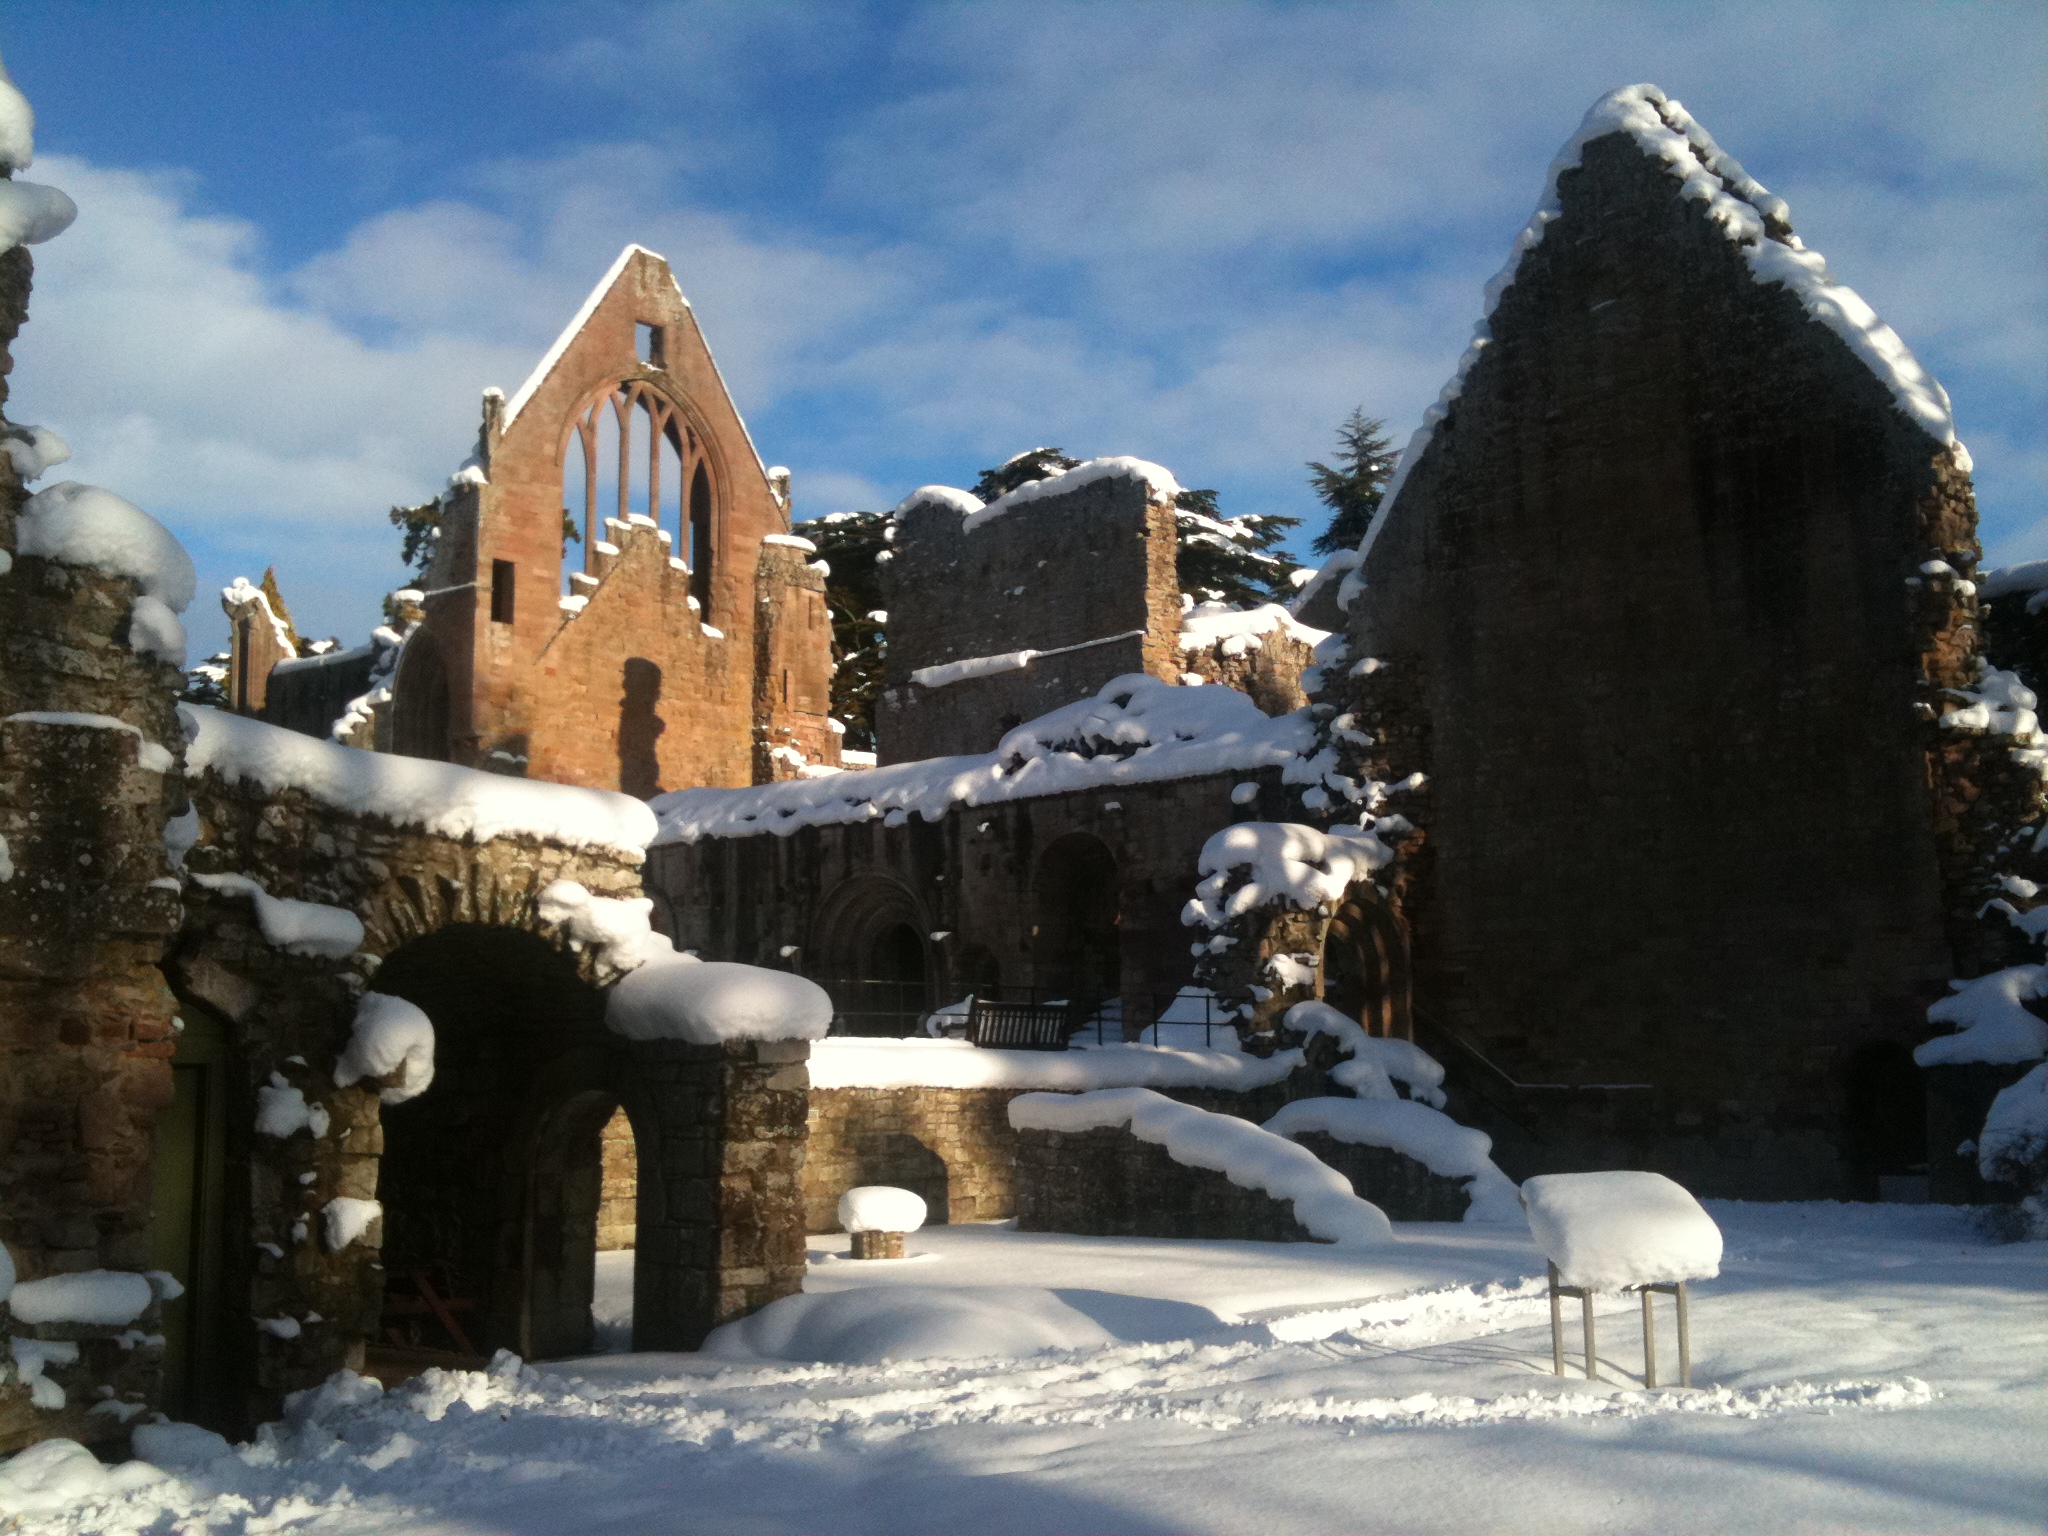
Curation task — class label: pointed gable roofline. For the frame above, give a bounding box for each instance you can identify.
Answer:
[1335,83,1970,612]
[495,242,772,482]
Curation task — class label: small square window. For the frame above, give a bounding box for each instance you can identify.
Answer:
[491,560,516,624]
[636,323,666,368]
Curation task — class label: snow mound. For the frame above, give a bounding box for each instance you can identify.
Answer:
[184,707,657,857]
[1521,1171,1722,1290]
[1978,1061,2048,1183]
[653,674,1313,843]
[128,594,187,667]
[1915,965,2048,1066]
[1184,821,1392,929]
[9,1269,154,1325]
[190,872,364,958]
[128,1422,233,1469]
[333,992,435,1103]
[323,1197,383,1251]
[1179,600,1330,655]
[1,424,70,482]
[808,1036,1300,1091]
[1285,1000,1447,1105]
[838,1185,928,1233]
[0,54,34,170]
[16,483,196,610]
[1342,83,1969,612]
[701,1285,1117,1363]
[606,958,832,1044]
[1011,1087,1395,1245]
[0,178,75,253]
[0,1439,167,1517]
[534,880,677,969]
[1264,1097,1524,1224]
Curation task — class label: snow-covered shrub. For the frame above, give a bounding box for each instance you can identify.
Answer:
[1978,1062,2048,1243]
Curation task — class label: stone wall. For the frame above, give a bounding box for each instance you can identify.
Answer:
[1286,1133,1471,1222]
[649,769,1291,1023]
[597,1107,635,1250]
[1015,1126,1318,1242]
[1338,126,1984,1198]
[801,1078,1301,1233]
[876,472,1182,763]
[0,236,190,1446]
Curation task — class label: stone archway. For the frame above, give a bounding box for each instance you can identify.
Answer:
[1323,884,1414,1040]
[369,925,614,1366]
[811,874,934,1035]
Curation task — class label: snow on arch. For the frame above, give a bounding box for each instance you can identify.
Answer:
[1337,82,1970,612]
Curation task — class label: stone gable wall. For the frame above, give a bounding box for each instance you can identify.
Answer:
[1343,129,1982,1197]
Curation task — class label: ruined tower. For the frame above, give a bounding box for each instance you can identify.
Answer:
[383,245,839,792]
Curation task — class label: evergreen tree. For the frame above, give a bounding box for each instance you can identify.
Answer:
[1172,488,1301,608]
[1307,408,1395,556]
[390,496,442,575]
[970,447,1078,503]
[802,510,895,754]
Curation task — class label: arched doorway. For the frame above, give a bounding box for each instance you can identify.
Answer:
[811,876,935,1035]
[370,925,626,1364]
[1323,886,1413,1039]
[1032,833,1120,1008]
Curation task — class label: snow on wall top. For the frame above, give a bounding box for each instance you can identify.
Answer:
[501,244,671,429]
[1340,83,1970,613]
[17,484,196,611]
[651,674,1314,844]
[607,958,834,1045]
[1179,601,1330,655]
[1009,1087,1395,1245]
[183,706,658,857]
[894,457,1185,537]
[808,1036,1303,1092]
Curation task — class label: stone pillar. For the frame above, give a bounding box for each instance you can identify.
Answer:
[620,1037,809,1350]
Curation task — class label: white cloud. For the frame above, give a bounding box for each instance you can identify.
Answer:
[4,0,2039,659]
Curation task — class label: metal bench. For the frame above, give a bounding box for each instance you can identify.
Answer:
[965,997,1077,1051]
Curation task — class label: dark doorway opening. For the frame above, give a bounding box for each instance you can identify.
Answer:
[1323,888,1414,1039]
[1032,833,1120,1008]
[150,1004,233,1428]
[371,926,624,1367]
[391,632,452,762]
[1843,1040,1928,1200]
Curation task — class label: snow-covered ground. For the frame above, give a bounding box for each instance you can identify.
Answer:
[10,1203,2045,1533]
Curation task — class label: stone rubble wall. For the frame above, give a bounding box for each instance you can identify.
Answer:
[1014,1125,1319,1243]
[877,473,1182,763]
[0,237,190,1447]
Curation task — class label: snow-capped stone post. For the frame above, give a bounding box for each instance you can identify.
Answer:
[837,1186,926,1259]
[566,885,831,1347]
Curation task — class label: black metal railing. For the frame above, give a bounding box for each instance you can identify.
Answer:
[810,979,1242,1049]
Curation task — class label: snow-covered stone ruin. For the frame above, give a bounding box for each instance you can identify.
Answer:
[0,60,2039,1524]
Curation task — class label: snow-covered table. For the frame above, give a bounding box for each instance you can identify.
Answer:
[1520,1171,1723,1386]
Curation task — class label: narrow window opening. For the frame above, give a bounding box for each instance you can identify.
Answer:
[234,617,252,711]
[636,324,665,369]
[491,560,517,625]
[689,464,714,612]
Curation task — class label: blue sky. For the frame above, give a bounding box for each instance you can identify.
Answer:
[3,1,2042,654]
